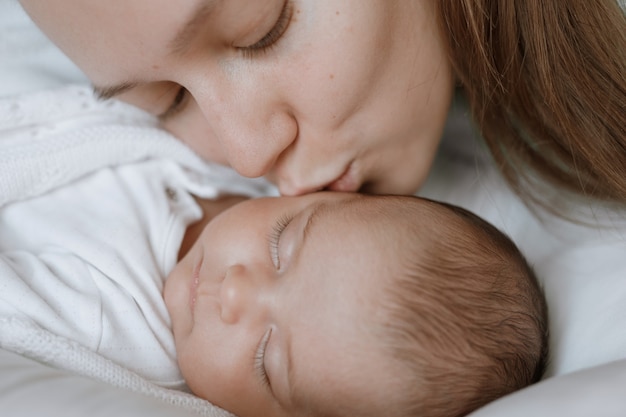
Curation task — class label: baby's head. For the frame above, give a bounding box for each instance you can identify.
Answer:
[164,192,547,417]
[377,198,548,417]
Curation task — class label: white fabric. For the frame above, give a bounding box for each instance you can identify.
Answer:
[0,317,228,417]
[0,85,275,416]
[0,347,211,417]
[468,358,626,417]
[0,84,248,208]
[2,160,208,388]
[0,0,88,96]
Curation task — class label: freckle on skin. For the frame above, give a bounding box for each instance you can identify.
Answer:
[329,74,334,80]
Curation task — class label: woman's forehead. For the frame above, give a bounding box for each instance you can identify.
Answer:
[22,0,200,81]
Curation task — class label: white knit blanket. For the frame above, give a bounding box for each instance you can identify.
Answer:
[0,85,235,417]
[0,85,214,208]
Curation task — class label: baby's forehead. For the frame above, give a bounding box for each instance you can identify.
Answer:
[288,336,402,417]
[334,196,457,243]
[342,194,456,222]
[280,197,417,416]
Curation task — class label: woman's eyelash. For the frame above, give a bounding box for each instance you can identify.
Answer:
[240,0,293,58]
[160,2,292,118]
[254,328,273,388]
[268,213,293,269]
[159,87,188,120]
[160,2,293,118]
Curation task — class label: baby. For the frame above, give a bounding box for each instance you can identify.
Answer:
[0,159,548,417]
[166,190,548,417]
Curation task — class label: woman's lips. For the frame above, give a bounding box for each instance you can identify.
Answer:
[275,161,362,195]
[326,162,361,192]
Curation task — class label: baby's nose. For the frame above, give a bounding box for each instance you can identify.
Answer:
[219,264,266,324]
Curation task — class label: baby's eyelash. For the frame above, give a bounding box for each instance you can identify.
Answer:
[240,0,293,58]
[254,349,270,387]
[268,213,294,269]
[254,328,273,388]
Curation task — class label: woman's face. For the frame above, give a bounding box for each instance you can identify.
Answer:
[22,0,454,195]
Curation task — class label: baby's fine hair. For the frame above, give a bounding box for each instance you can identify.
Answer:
[378,196,548,417]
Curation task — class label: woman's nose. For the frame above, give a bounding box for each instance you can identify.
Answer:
[219,264,269,324]
[193,78,298,179]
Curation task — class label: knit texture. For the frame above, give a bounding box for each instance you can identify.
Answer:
[0,85,214,208]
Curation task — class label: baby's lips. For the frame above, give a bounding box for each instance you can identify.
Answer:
[189,254,204,313]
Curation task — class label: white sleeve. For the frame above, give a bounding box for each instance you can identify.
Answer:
[0,251,102,350]
[0,160,199,387]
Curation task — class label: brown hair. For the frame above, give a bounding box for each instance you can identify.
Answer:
[436,1,626,209]
[379,197,548,417]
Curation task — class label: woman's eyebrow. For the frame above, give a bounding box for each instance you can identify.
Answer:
[168,0,219,56]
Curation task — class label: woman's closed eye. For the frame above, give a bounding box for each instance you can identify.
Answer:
[268,213,294,270]
[239,0,293,58]
[159,1,293,120]
[159,86,189,121]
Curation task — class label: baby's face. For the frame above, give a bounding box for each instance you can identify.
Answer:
[165,192,402,416]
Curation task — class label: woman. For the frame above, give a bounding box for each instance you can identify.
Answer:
[20,0,626,206]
